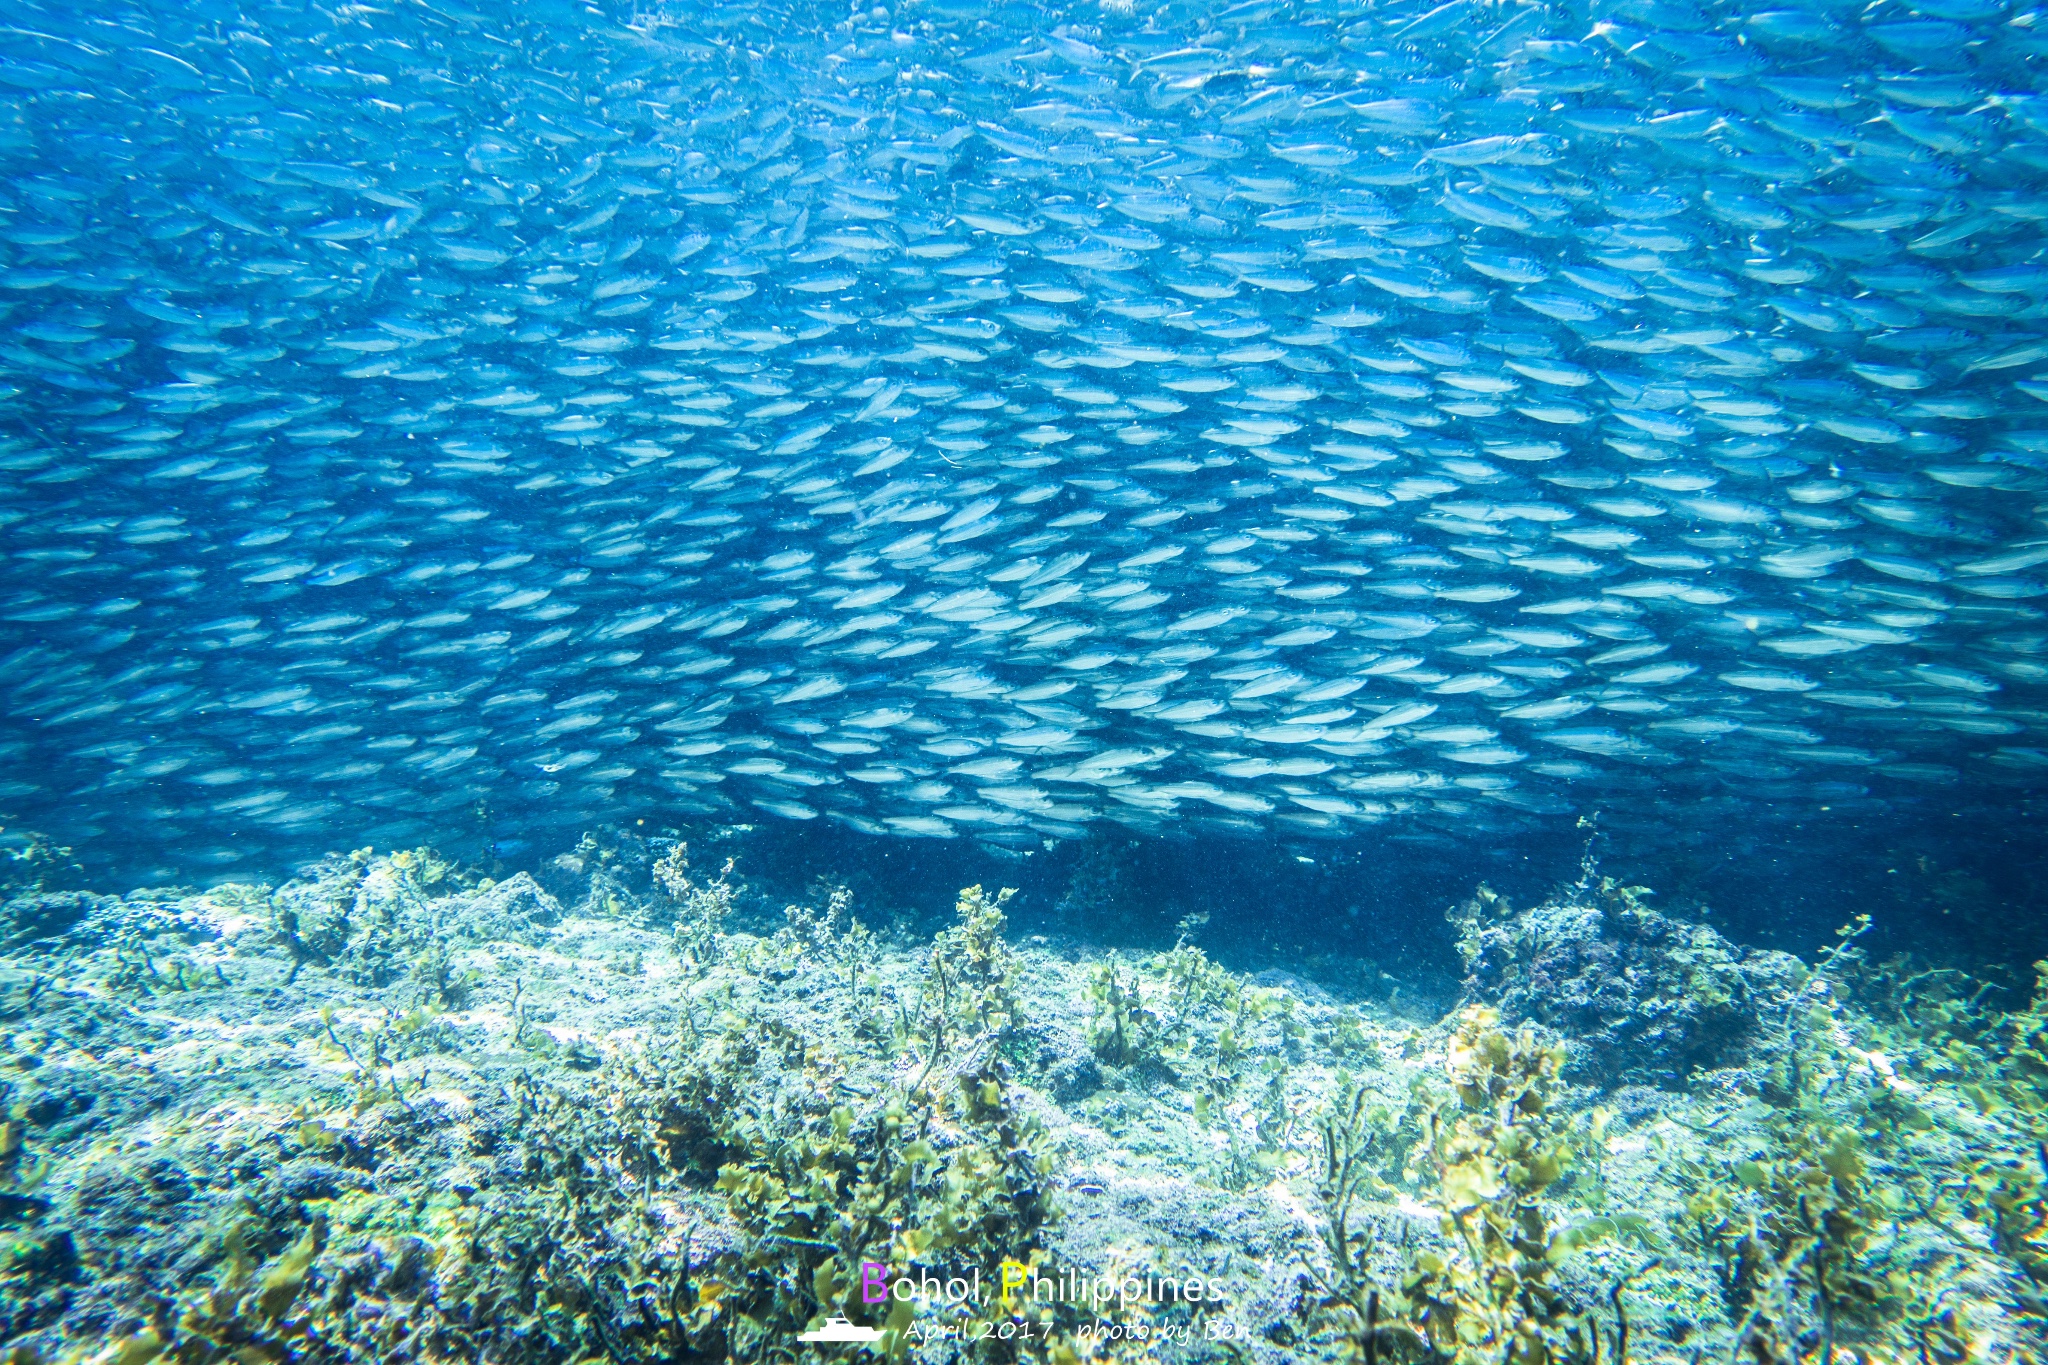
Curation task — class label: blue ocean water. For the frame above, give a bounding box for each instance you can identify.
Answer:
[0,0,2043,936]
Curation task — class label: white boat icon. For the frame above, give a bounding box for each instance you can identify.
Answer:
[797,1316,885,1343]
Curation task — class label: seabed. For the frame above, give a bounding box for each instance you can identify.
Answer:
[0,827,2041,1364]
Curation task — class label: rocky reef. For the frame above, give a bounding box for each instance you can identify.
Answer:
[1449,879,1811,1090]
[0,830,2040,1365]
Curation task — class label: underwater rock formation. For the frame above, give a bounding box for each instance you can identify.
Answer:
[0,893,117,956]
[1451,879,1809,1089]
[0,838,2041,1365]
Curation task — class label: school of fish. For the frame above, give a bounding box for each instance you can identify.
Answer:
[1,0,2045,878]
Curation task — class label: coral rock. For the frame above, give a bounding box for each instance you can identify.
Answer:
[1451,882,1807,1088]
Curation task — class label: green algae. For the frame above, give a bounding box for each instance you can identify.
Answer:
[0,839,2040,1365]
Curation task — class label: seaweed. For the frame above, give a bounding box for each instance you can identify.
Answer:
[1085,956,1155,1068]
[1086,935,1245,1071]
[1,877,1096,1365]
[1399,1005,1600,1365]
[0,826,83,899]
[266,847,479,990]
[12,848,2048,1365]
[1686,1125,1902,1364]
[909,884,1019,1074]
[656,843,737,967]
[1677,917,1994,1364]
[1308,1073,1427,1363]
[1307,1007,1656,1365]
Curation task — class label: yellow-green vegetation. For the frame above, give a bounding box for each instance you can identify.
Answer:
[908,884,1020,1071]
[1682,1122,1922,1365]
[556,828,653,924]
[1299,910,2048,1365]
[1400,1006,1603,1365]
[0,874,1135,1365]
[13,845,2048,1365]
[0,1106,56,1296]
[655,841,736,965]
[0,824,81,898]
[707,1055,1062,1359]
[1308,1072,1424,1363]
[1789,948,2048,1360]
[777,883,872,965]
[267,845,477,989]
[101,931,229,998]
[1667,920,2048,1364]
[1079,931,1312,1194]
[1973,964,2048,1304]
[1085,956,1152,1068]
[1086,935,1241,1070]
